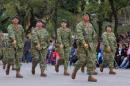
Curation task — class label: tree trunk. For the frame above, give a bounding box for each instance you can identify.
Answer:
[109,0,118,36]
[97,21,103,38]
[81,0,86,12]
[53,0,59,39]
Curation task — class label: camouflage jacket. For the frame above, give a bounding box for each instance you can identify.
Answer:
[76,21,97,47]
[31,28,49,49]
[7,24,24,49]
[102,32,117,51]
[57,27,72,48]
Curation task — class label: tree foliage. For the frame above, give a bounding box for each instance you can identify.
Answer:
[0,0,129,36]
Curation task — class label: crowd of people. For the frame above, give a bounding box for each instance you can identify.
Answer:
[115,33,130,69]
[0,12,130,82]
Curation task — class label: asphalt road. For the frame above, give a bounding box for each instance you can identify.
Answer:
[0,63,130,86]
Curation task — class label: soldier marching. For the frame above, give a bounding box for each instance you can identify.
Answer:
[0,13,120,83]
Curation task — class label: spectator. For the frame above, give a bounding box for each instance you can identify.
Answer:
[115,43,123,66]
[22,36,32,63]
[128,32,130,39]
[119,44,129,69]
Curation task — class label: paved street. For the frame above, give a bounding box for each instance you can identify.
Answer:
[0,63,130,86]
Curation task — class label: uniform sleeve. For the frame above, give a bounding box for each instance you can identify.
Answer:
[69,29,72,46]
[102,33,109,47]
[76,23,85,44]
[46,30,50,44]
[7,25,15,40]
[91,24,97,42]
[19,25,25,41]
[31,30,39,45]
[112,33,117,47]
[57,29,62,44]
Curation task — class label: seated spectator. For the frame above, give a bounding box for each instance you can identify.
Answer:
[127,41,130,68]
[119,43,129,69]
[127,42,130,56]
[115,43,124,66]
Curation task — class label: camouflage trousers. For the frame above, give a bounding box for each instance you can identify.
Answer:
[31,48,47,71]
[81,50,97,72]
[0,49,3,60]
[15,48,23,70]
[58,47,70,70]
[101,52,115,68]
[2,48,15,65]
[74,47,95,75]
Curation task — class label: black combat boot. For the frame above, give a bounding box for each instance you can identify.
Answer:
[6,64,11,75]
[88,75,97,82]
[41,69,47,77]
[71,68,78,79]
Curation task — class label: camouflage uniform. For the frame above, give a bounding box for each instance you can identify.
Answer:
[7,24,24,77]
[100,31,117,74]
[2,34,15,69]
[56,27,71,75]
[71,21,97,82]
[31,27,49,77]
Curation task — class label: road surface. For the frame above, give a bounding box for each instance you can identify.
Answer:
[0,63,130,86]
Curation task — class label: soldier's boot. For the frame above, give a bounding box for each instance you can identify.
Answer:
[16,69,23,78]
[32,63,36,75]
[81,66,85,73]
[100,64,104,72]
[32,61,37,75]
[109,68,116,75]
[88,75,97,82]
[71,68,78,79]
[40,69,47,77]
[64,68,70,76]
[55,59,60,72]
[6,64,11,75]
[55,64,59,72]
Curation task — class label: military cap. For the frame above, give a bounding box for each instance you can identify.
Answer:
[36,19,46,24]
[11,15,19,20]
[61,19,68,23]
[82,12,90,17]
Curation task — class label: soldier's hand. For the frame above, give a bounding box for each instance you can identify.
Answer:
[84,43,89,49]
[60,44,63,48]
[36,44,41,50]
[12,40,16,45]
[12,40,16,48]
[107,46,111,52]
